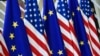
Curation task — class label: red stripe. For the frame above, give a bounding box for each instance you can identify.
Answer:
[62,34,74,55]
[88,18,100,48]
[62,34,73,45]
[92,47,100,56]
[30,45,42,56]
[25,27,50,55]
[58,18,81,55]
[89,22,98,36]
[59,19,81,55]
[66,48,74,56]
[83,19,89,29]
[90,35,100,49]
[69,21,77,38]
[0,41,9,56]
[90,15,95,21]
[58,19,70,32]
[82,15,100,55]
[69,22,81,56]
[0,53,3,56]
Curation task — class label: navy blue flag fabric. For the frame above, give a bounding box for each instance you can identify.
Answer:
[3,0,32,56]
[43,0,66,56]
[68,0,92,56]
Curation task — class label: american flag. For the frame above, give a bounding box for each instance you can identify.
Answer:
[81,0,100,55]
[69,0,93,55]
[24,0,50,56]
[56,0,81,56]
[0,30,9,56]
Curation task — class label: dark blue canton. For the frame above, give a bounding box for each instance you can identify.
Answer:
[81,0,93,18]
[57,0,71,20]
[25,0,44,34]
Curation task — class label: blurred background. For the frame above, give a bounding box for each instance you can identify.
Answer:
[0,0,100,33]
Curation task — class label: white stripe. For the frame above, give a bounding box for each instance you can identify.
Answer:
[57,12,80,55]
[84,25,95,55]
[69,19,74,27]
[81,10,88,23]
[60,26,78,55]
[69,19,81,56]
[89,28,100,44]
[69,19,80,50]
[60,26,74,54]
[57,13,69,26]
[60,26,72,40]
[64,40,79,56]
[24,19,50,55]
[89,17,96,29]
[91,41,100,55]
[0,33,8,52]
[81,10,100,55]
[24,19,49,47]
[32,53,36,56]
[64,40,74,53]
[0,45,4,56]
[20,6,25,13]
[28,35,49,56]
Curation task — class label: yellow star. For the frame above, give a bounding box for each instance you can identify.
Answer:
[80,41,84,46]
[50,50,53,55]
[58,50,63,55]
[12,22,18,28]
[72,12,75,16]
[9,33,14,40]
[43,15,47,20]
[11,45,16,52]
[48,10,53,16]
[77,6,80,11]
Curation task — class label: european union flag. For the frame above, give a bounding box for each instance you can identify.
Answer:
[3,0,32,56]
[69,0,92,56]
[43,0,66,56]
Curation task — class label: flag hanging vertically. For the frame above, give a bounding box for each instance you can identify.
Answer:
[24,0,50,56]
[69,0,92,56]
[43,0,66,56]
[56,0,81,56]
[3,0,32,55]
[0,30,9,56]
[80,0,100,55]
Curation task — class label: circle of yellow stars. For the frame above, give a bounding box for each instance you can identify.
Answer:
[43,15,47,20]
[50,50,63,55]
[58,50,63,55]
[48,10,53,16]
[80,41,84,46]
[12,21,18,28]
[43,10,54,21]
[9,33,15,40]
[9,21,22,55]
[11,45,16,52]
[77,6,80,11]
